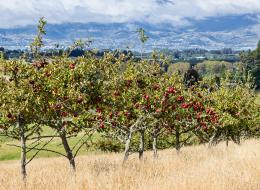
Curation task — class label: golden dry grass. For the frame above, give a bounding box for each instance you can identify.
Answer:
[0,139,260,190]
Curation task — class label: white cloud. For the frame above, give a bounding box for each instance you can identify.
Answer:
[0,0,260,28]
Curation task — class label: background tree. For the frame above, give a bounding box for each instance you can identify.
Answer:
[252,41,260,89]
[0,60,49,181]
[30,17,47,58]
[209,83,259,146]
[31,57,102,170]
[168,62,190,75]
[184,66,200,87]
[102,58,162,162]
[136,28,149,59]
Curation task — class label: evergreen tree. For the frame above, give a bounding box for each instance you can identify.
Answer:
[253,41,260,89]
[184,65,200,87]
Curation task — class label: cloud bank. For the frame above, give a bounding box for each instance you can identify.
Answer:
[0,0,260,28]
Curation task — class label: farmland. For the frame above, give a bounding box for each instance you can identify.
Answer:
[1,139,260,190]
[0,16,260,190]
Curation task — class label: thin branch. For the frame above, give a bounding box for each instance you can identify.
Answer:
[28,135,61,140]
[26,142,41,153]
[26,136,55,165]
[74,132,95,158]
[0,133,19,140]
[28,134,76,141]
[180,135,193,145]
[25,124,40,139]
[72,133,88,151]
[27,147,67,157]
[7,143,67,158]
[7,144,21,148]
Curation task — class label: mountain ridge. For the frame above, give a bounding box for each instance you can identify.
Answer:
[0,14,259,50]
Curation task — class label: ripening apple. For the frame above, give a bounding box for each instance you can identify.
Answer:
[134,103,140,109]
[100,122,105,129]
[167,86,176,94]
[152,83,160,90]
[29,80,35,85]
[7,113,13,119]
[61,111,68,117]
[96,108,102,113]
[181,103,189,109]
[77,96,84,104]
[196,112,202,121]
[63,96,69,101]
[193,104,199,111]
[163,92,169,98]
[156,109,161,113]
[177,96,184,102]
[45,71,51,77]
[114,90,120,97]
[125,80,132,87]
[69,63,75,70]
[54,104,62,110]
[143,94,149,101]
[124,111,130,118]
[109,112,113,119]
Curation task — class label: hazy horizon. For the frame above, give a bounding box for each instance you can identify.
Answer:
[1,0,260,50]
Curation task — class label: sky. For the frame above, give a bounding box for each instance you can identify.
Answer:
[0,0,260,28]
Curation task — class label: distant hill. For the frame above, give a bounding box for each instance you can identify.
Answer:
[0,14,259,50]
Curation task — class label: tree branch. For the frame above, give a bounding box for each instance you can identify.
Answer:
[25,124,40,139]
[26,136,56,165]
[73,131,95,158]
[7,143,67,158]
[28,135,61,140]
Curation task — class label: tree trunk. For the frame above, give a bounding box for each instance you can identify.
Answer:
[123,131,132,164]
[226,138,229,147]
[60,131,76,171]
[139,130,145,160]
[231,134,241,145]
[209,130,221,147]
[18,115,27,182]
[175,127,181,153]
[236,136,241,145]
[152,135,158,159]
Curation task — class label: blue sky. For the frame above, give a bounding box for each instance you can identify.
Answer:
[0,0,260,28]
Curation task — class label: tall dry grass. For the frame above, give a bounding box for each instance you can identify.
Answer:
[0,139,259,190]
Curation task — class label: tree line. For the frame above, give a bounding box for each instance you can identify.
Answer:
[0,18,259,182]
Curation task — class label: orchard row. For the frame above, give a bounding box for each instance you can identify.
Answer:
[0,54,259,180]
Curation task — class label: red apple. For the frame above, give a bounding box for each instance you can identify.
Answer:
[54,104,62,110]
[177,96,184,102]
[7,113,13,119]
[77,96,84,103]
[61,111,68,117]
[181,103,189,109]
[69,63,75,70]
[100,122,105,129]
[143,94,149,100]
[167,86,176,94]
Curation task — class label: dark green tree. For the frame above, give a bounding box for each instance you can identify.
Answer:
[252,41,260,89]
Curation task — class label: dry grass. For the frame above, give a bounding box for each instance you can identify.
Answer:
[0,139,260,190]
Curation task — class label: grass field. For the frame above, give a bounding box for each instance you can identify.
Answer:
[0,128,101,161]
[0,139,259,190]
